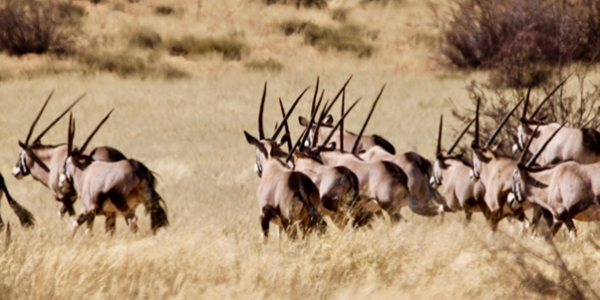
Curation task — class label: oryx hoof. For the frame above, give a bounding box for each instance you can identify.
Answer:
[569,230,577,243]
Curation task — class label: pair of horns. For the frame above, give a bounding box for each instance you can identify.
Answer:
[473,97,523,147]
[436,115,475,156]
[23,91,86,147]
[522,75,570,120]
[518,121,566,167]
[67,109,114,155]
[257,82,310,141]
[311,76,353,147]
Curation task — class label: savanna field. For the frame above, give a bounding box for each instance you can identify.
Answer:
[1,0,600,299]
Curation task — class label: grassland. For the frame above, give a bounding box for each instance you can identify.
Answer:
[0,0,599,299]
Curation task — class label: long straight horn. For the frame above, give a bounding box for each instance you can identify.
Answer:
[79,109,114,154]
[320,100,360,148]
[447,118,475,155]
[258,82,267,140]
[518,123,540,164]
[522,83,532,119]
[340,89,345,152]
[310,94,329,148]
[278,98,293,152]
[351,84,386,154]
[525,121,566,167]
[485,99,523,147]
[317,75,353,122]
[529,75,570,120]
[24,90,55,145]
[437,115,443,156]
[67,112,74,154]
[286,127,309,163]
[302,91,324,150]
[271,86,310,140]
[311,77,320,116]
[32,93,85,144]
[474,98,480,146]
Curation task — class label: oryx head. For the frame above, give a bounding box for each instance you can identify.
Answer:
[470,97,523,182]
[14,91,84,179]
[432,115,474,187]
[59,110,113,193]
[509,121,565,209]
[244,82,308,178]
[512,77,569,154]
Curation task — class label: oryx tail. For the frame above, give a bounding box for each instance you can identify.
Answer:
[289,172,325,232]
[381,161,438,217]
[129,159,168,232]
[0,173,35,228]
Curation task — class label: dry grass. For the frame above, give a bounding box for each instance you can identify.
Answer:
[0,0,599,299]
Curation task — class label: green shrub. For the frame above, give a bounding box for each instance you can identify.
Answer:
[167,35,248,60]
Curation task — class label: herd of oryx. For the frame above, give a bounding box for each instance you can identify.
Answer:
[245,76,600,244]
[0,91,169,237]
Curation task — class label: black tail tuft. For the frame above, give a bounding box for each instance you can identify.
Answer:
[290,172,326,234]
[0,173,35,228]
[129,160,168,233]
[373,135,396,155]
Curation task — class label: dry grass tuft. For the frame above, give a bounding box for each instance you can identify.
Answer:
[167,34,249,60]
[245,58,284,72]
[128,26,163,50]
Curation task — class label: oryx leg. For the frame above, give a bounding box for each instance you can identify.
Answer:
[125,212,138,234]
[105,212,116,236]
[85,214,96,236]
[260,205,278,245]
[0,214,4,232]
[73,212,93,237]
[564,217,577,242]
[107,191,136,234]
[548,218,564,240]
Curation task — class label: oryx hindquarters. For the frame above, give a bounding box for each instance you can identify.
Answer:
[0,173,35,229]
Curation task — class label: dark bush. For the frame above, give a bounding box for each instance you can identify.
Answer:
[155,5,175,15]
[167,35,248,60]
[129,27,163,50]
[450,72,600,156]
[280,20,373,57]
[436,0,600,87]
[0,0,79,56]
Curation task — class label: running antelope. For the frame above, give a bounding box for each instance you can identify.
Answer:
[13,91,127,220]
[509,122,599,241]
[431,116,488,221]
[0,173,34,229]
[59,112,168,236]
[245,82,325,243]
[513,77,600,165]
[470,99,531,231]
[307,86,439,223]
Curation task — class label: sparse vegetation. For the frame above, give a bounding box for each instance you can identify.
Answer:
[0,0,80,56]
[264,0,327,9]
[244,58,283,72]
[155,5,176,15]
[436,0,600,87]
[128,26,163,50]
[280,20,373,57]
[167,34,248,60]
[330,7,350,22]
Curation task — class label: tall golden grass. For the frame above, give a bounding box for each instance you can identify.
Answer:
[0,0,598,299]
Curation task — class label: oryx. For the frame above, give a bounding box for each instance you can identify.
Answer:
[513,76,600,165]
[245,82,325,244]
[0,173,34,229]
[306,85,439,223]
[509,122,599,241]
[431,116,488,221]
[59,112,168,236]
[470,99,531,231]
[13,91,127,220]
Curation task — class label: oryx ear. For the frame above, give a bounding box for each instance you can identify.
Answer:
[491,142,502,152]
[324,115,333,125]
[89,148,97,158]
[455,153,465,160]
[269,147,288,159]
[299,116,309,126]
[323,142,336,151]
[244,131,268,158]
[278,133,290,148]
[18,141,26,148]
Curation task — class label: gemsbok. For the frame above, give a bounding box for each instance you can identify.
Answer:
[59,112,168,236]
[0,173,35,229]
[13,91,127,220]
[431,116,488,221]
[470,99,531,231]
[509,122,600,241]
[513,76,600,166]
[245,82,325,243]
[306,85,439,223]
[280,94,361,229]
